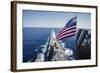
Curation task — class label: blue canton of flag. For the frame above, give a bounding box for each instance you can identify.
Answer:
[56,16,77,40]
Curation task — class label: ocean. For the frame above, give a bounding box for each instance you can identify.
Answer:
[23,28,76,62]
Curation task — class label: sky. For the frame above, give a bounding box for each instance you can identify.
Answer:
[23,10,91,29]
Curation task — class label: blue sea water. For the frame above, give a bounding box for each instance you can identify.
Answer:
[23,28,76,62]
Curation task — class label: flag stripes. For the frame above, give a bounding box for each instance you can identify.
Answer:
[57,26,76,36]
[57,32,76,40]
[56,16,77,40]
[57,29,76,39]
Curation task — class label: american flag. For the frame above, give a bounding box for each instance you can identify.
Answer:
[56,16,77,40]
